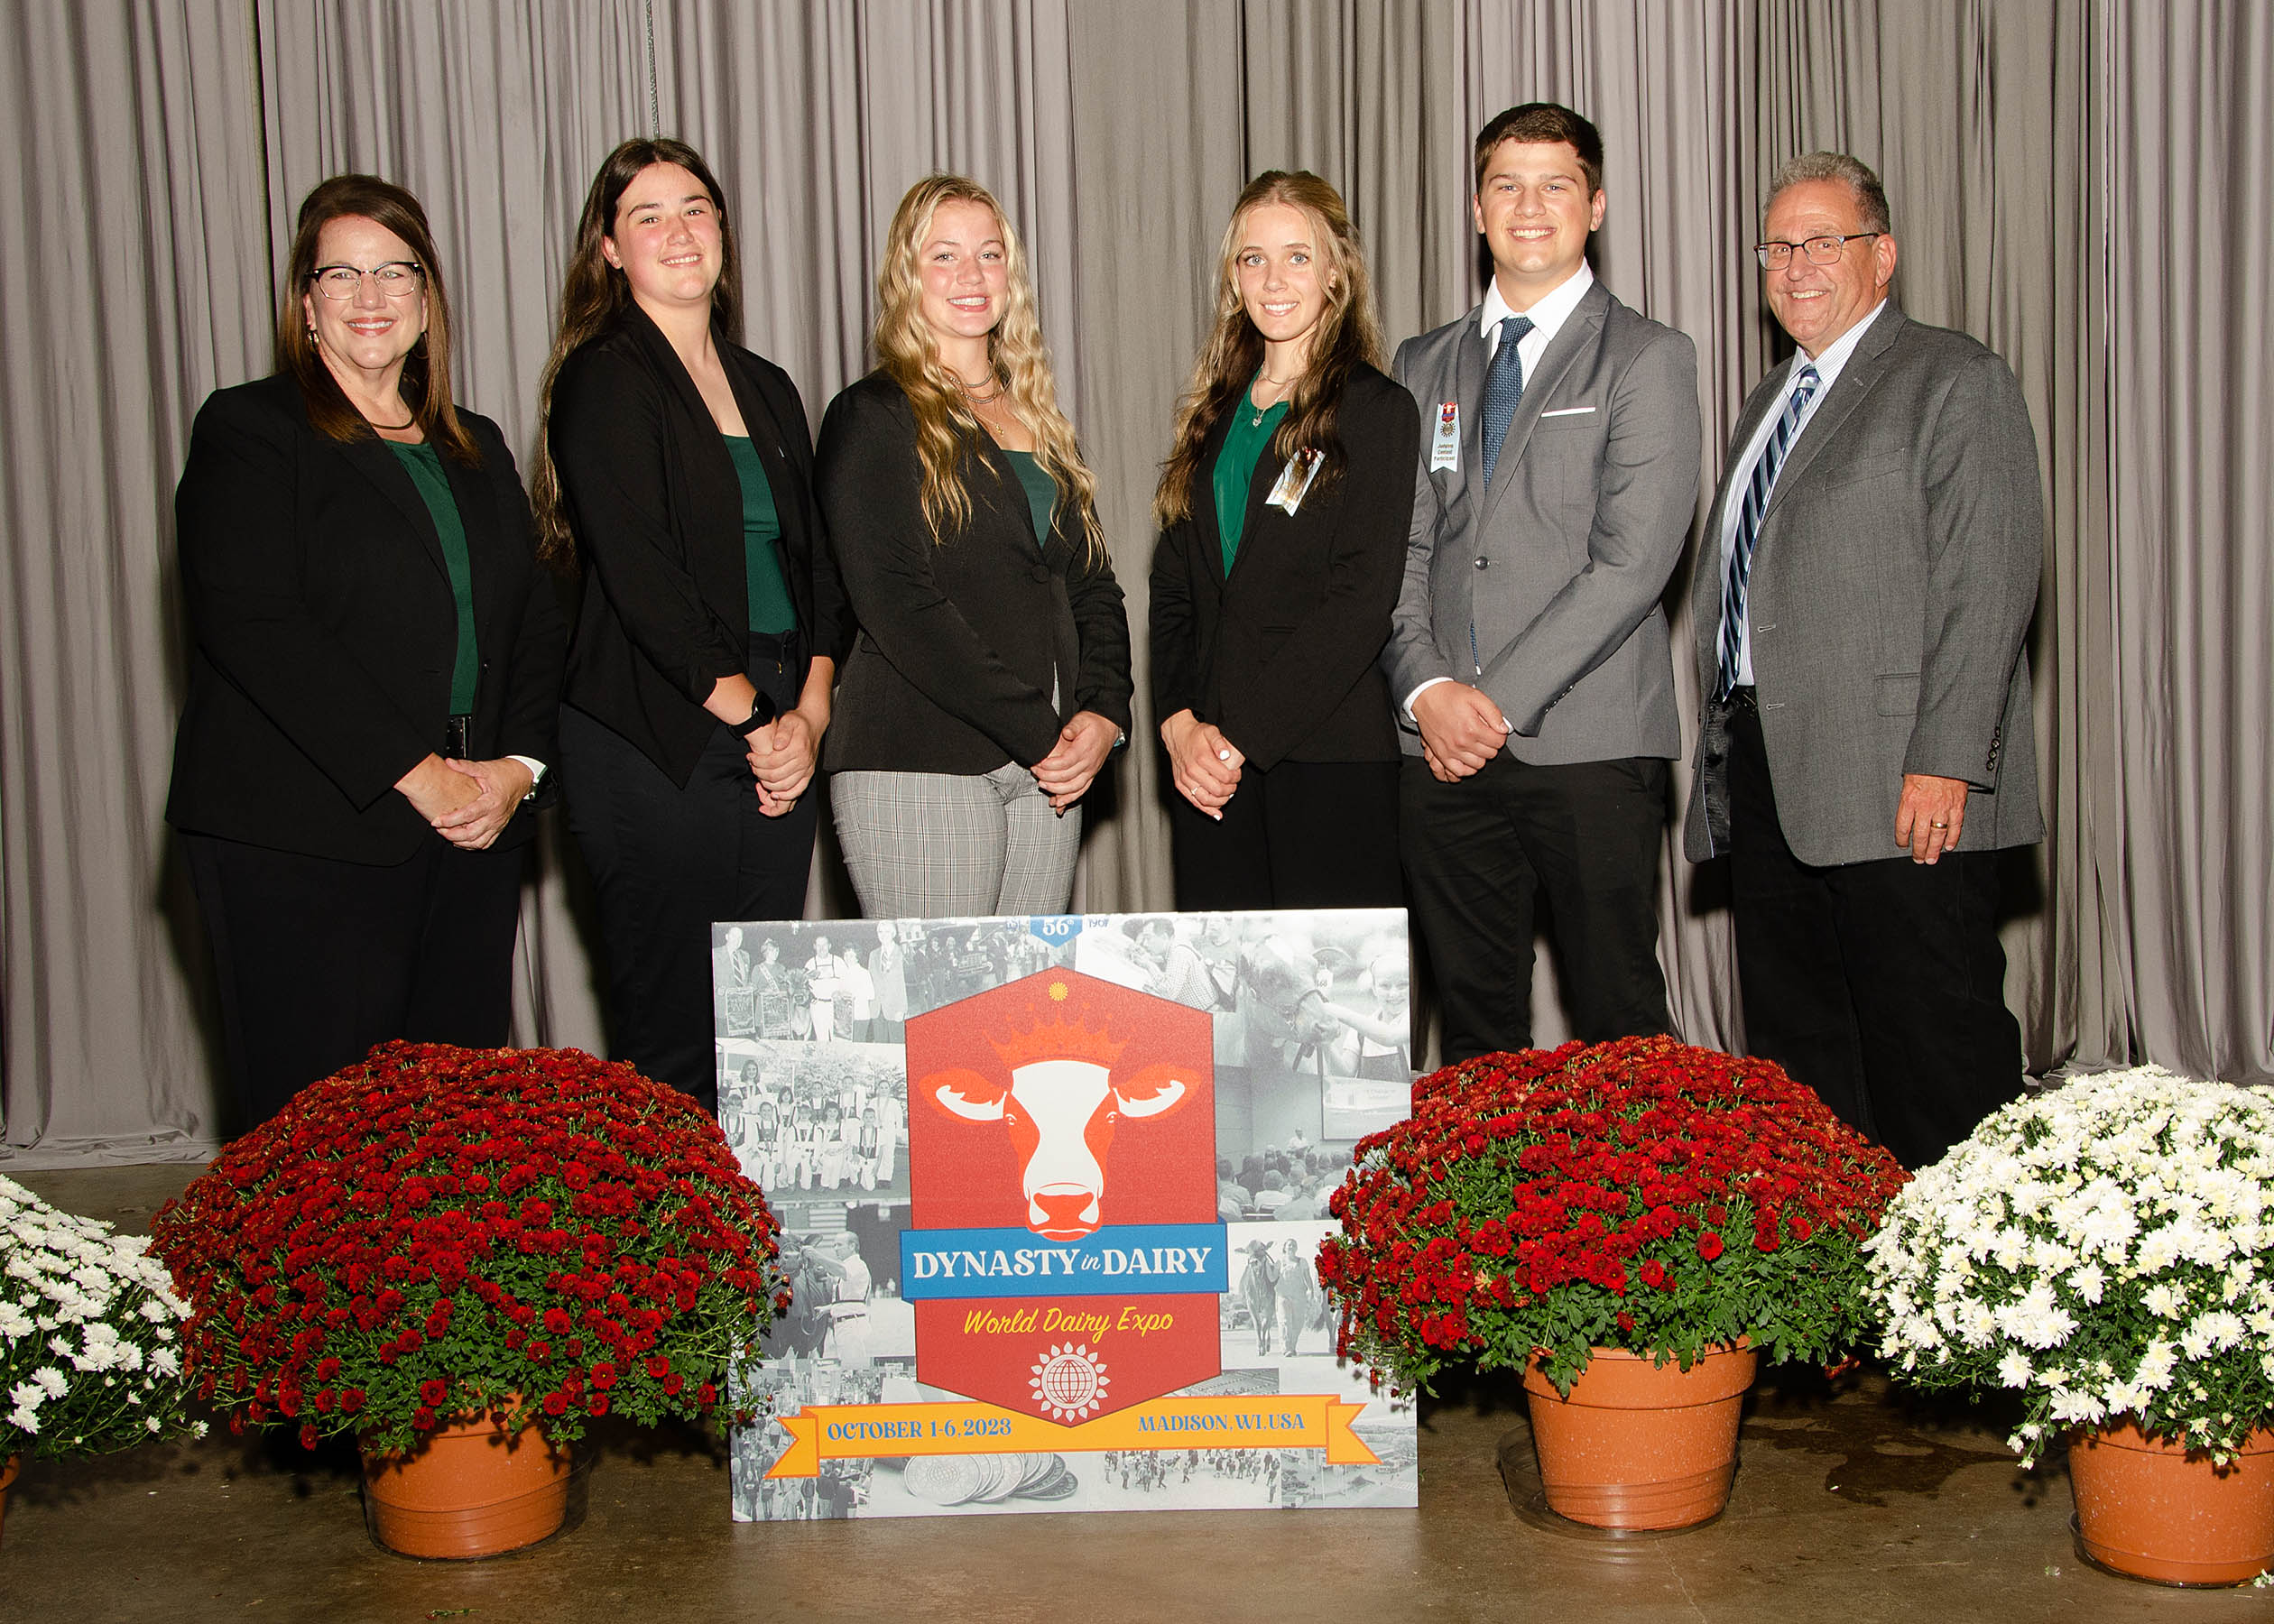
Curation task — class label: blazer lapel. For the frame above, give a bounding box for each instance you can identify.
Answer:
[1193,409,1235,586]
[1764,304,1908,513]
[336,436,448,582]
[1478,281,1607,534]
[1451,315,1488,507]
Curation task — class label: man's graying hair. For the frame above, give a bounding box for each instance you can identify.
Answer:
[1768,152,1892,235]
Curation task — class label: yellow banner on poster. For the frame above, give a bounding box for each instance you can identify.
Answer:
[767,1394,1378,1479]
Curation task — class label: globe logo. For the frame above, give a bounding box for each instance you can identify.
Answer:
[1028,1343,1110,1422]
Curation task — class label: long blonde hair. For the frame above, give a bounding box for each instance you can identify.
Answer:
[1153,171,1385,528]
[874,174,1102,564]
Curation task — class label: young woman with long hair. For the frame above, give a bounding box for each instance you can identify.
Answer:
[818,173,1132,917]
[1149,171,1418,909]
[532,137,846,1110]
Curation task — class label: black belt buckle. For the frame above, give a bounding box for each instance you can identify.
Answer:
[443,713,473,759]
[1724,686,1758,714]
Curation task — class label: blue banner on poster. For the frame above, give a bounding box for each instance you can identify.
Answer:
[900,1223,1230,1300]
[1027,914,1083,946]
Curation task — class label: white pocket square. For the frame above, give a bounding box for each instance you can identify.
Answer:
[1538,405,1597,418]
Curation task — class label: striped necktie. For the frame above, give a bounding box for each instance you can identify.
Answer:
[1715,362,1822,699]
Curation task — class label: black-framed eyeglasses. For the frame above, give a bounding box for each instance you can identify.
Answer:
[310,262,425,300]
[1753,233,1879,270]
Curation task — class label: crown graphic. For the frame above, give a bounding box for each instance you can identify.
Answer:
[987,982,1127,1070]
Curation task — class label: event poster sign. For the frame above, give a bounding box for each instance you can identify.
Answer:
[711,910,1418,1519]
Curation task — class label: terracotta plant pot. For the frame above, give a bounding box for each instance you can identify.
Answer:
[1521,1344,1760,1530]
[0,1453,18,1547]
[2068,1422,2274,1586]
[361,1408,569,1559]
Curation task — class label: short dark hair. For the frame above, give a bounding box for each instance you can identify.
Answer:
[1768,152,1893,235]
[1474,102,1604,196]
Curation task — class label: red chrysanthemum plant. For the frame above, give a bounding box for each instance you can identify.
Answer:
[153,1042,789,1456]
[1317,1036,1908,1397]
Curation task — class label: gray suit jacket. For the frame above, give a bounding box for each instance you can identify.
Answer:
[1681,304,2045,867]
[1382,278,1700,764]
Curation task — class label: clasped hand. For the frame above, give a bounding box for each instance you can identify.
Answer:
[1160,708,1243,818]
[744,709,820,818]
[397,753,533,850]
[1412,680,1511,781]
[1033,711,1120,814]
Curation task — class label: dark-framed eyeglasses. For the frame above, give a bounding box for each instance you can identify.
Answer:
[1753,233,1880,270]
[310,262,425,300]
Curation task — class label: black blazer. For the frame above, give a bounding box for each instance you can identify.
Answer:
[550,307,846,787]
[166,374,567,864]
[1149,364,1419,769]
[817,374,1132,774]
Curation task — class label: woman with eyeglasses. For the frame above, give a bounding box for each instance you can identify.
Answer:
[532,138,843,1111]
[818,173,1131,917]
[1149,171,1417,909]
[168,174,566,1133]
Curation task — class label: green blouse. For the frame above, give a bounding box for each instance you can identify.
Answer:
[1212,391,1290,573]
[726,436,797,635]
[386,440,479,715]
[1003,449,1058,546]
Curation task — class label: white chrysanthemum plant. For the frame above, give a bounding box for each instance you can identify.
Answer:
[1863,1066,2274,1466]
[0,1175,202,1463]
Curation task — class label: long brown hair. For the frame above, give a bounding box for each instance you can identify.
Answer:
[529,138,744,566]
[1153,171,1384,528]
[874,174,1103,565]
[275,175,476,464]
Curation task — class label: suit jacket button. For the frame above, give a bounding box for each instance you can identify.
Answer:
[1031,565,1049,583]
[1474,557,1488,570]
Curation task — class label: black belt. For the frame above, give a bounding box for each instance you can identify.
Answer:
[443,713,474,758]
[1722,685,1759,714]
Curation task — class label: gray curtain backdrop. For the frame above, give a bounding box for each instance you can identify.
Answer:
[3,0,2266,1164]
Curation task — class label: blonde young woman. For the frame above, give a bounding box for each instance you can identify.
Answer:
[818,174,1132,916]
[1149,171,1419,909]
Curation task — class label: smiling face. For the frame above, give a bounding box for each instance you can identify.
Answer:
[601,161,722,317]
[300,215,428,387]
[1233,200,1332,366]
[1761,178,1897,356]
[917,198,1009,347]
[1472,138,1604,308]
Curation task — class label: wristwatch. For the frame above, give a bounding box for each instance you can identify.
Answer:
[734,694,780,737]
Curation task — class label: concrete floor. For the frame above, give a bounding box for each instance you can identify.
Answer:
[2,1165,2267,1623]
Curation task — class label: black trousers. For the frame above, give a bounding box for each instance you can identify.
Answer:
[1169,758,1401,912]
[1399,752,1671,1062]
[1723,697,2023,1168]
[183,830,526,1136]
[559,656,815,1113]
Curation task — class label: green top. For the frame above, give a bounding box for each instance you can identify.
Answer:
[1212,390,1290,573]
[1003,449,1058,547]
[386,440,479,715]
[725,437,797,635]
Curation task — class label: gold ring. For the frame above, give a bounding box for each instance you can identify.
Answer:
[1929,820,1949,829]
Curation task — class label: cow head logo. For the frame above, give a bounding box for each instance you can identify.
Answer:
[919,974,1198,1241]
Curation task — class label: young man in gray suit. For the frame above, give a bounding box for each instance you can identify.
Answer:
[1684,152,2043,1169]
[1383,102,1700,1063]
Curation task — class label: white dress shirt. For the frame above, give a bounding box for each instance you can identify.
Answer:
[1718,300,1887,686]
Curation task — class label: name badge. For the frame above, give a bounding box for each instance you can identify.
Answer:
[1265,449,1322,516]
[1428,402,1460,472]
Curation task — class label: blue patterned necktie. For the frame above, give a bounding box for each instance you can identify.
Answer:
[1477,314,1535,487]
[1715,362,1823,699]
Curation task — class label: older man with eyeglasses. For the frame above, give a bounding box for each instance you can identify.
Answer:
[1682,152,2045,1170]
